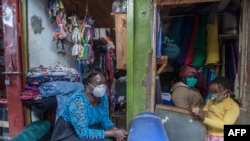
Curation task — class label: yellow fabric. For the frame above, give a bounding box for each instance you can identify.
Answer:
[205,16,220,65]
[202,97,240,136]
[60,1,65,9]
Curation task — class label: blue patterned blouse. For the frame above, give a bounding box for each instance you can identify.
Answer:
[61,90,114,139]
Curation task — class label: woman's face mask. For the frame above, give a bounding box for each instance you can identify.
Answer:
[211,91,227,103]
[185,77,198,88]
[88,83,106,98]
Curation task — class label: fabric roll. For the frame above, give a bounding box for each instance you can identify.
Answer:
[166,17,183,45]
[192,16,207,67]
[176,16,195,65]
[184,15,200,65]
[205,15,220,65]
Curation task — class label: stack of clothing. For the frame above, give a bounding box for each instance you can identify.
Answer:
[23,65,82,122]
[22,81,83,122]
[25,65,79,86]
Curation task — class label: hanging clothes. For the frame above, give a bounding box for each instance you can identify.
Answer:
[196,68,208,99]
[176,16,195,65]
[166,17,183,45]
[52,9,67,50]
[192,15,207,67]
[80,16,95,64]
[184,15,200,65]
[205,15,220,65]
[48,0,65,23]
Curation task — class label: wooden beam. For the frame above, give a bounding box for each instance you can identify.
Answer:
[156,0,221,6]
[156,104,191,114]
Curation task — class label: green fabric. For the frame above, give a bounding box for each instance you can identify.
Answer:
[12,120,51,141]
[82,39,88,60]
[166,17,183,45]
[192,16,207,67]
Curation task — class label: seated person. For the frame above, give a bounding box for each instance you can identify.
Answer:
[51,66,128,141]
[170,65,203,109]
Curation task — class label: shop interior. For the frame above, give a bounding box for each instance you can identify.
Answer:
[156,0,241,106]
[0,0,242,140]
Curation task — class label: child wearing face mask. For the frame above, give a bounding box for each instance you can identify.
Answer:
[191,77,240,141]
[51,66,128,141]
[170,65,204,109]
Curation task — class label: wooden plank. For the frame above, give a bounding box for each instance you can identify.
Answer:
[156,0,221,6]
[0,121,9,128]
[114,14,127,69]
[156,104,191,114]
[126,0,134,129]
[150,2,157,112]
[3,0,25,137]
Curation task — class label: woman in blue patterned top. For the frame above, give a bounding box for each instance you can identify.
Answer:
[51,66,128,141]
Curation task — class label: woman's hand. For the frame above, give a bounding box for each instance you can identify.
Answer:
[112,128,128,141]
[191,107,206,121]
[105,127,128,140]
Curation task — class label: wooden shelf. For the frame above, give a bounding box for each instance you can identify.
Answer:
[156,0,221,6]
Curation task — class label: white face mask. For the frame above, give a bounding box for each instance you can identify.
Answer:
[88,83,106,98]
[211,90,228,103]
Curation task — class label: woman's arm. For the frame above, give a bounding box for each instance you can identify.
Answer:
[100,95,115,129]
[67,95,105,139]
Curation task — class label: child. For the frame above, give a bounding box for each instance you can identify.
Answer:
[191,77,240,141]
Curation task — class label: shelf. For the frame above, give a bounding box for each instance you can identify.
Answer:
[156,0,221,6]
[219,34,239,40]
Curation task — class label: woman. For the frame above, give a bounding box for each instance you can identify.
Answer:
[191,77,240,141]
[170,65,203,109]
[51,66,128,141]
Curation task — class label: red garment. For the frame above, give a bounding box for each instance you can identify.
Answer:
[197,70,208,99]
[184,15,199,65]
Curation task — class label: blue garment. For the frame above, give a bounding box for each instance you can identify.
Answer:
[61,90,114,139]
[39,81,83,97]
[76,58,88,82]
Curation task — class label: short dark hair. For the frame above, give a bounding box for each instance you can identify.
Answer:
[209,77,233,92]
[210,76,241,106]
[82,65,105,85]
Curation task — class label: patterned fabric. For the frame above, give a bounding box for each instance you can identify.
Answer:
[26,65,79,86]
[206,134,224,141]
[61,90,114,139]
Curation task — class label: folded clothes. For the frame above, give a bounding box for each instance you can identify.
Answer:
[25,65,80,86]
[39,81,83,97]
